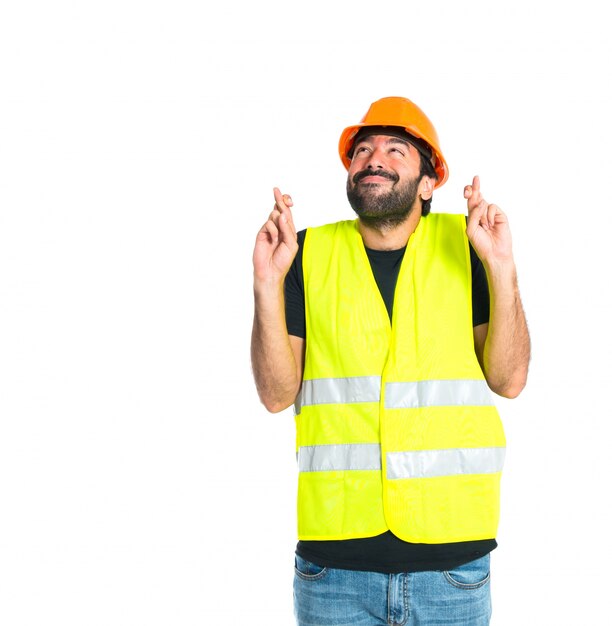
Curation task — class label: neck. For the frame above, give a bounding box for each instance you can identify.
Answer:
[358,207,422,251]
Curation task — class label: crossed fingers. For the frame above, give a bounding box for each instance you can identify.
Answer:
[267,187,297,241]
[464,175,500,231]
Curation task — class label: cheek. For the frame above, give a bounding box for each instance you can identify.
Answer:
[393,156,417,174]
[398,163,421,183]
[347,163,361,182]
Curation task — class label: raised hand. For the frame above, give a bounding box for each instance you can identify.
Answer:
[251,189,303,412]
[464,176,513,266]
[253,187,299,284]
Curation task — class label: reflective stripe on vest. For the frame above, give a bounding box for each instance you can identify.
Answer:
[295,376,381,415]
[296,377,493,414]
[386,447,506,479]
[298,443,381,472]
[385,379,493,409]
[298,444,504,479]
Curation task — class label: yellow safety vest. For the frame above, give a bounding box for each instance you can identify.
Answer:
[295,214,506,544]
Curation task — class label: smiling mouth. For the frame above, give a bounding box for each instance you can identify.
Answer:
[359,175,392,183]
[353,170,398,185]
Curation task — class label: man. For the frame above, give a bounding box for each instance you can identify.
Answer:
[251,96,530,626]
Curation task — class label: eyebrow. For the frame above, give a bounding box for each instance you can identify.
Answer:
[386,137,412,149]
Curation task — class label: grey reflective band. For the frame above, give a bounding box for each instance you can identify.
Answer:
[295,378,493,415]
[298,443,381,472]
[385,380,493,409]
[300,377,381,407]
[386,447,505,480]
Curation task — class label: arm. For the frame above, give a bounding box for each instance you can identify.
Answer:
[466,176,531,398]
[251,188,304,412]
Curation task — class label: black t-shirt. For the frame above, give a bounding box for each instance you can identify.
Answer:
[284,224,496,574]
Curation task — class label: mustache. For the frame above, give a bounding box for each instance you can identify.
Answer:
[352,169,399,184]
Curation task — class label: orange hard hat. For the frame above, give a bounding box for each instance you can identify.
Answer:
[338,96,449,188]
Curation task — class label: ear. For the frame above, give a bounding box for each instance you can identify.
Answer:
[419,176,435,201]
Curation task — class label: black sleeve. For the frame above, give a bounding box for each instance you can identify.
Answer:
[284,229,307,338]
[470,243,490,327]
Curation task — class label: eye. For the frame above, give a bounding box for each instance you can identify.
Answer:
[389,147,405,156]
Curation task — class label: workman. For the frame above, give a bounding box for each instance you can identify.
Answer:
[251,96,530,626]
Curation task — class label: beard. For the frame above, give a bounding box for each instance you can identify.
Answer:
[346,169,421,230]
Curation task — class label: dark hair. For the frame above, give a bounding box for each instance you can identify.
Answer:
[419,153,438,217]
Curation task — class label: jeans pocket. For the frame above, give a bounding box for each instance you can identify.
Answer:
[443,554,490,590]
[294,554,328,581]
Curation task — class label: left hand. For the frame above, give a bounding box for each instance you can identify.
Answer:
[464,175,513,265]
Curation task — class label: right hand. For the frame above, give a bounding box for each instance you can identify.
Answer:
[253,187,298,284]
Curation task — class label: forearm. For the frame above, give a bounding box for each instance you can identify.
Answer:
[482,261,531,398]
[251,280,302,413]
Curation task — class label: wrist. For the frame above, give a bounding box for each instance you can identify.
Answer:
[253,275,285,300]
[483,257,516,285]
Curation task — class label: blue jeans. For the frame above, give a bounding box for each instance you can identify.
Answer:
[293,553,492,626]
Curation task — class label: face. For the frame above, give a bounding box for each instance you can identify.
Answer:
[346,134,430,229]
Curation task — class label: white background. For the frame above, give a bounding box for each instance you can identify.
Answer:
[1,1,610,624]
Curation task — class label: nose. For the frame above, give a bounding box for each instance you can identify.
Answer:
[364,146,386,170]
